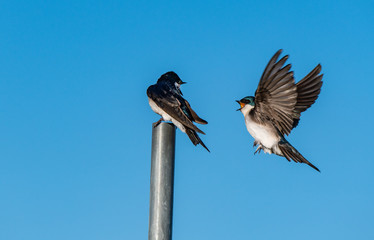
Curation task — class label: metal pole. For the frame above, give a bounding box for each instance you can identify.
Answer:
[148,122,176,240]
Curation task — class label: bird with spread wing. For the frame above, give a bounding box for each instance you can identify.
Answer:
[236,50,323,171]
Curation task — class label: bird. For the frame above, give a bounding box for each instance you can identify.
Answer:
[147,71,210,152]
[236,49,323,171]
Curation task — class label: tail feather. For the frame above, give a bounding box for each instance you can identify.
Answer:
[278,141,320,172]
[186,128,210,152]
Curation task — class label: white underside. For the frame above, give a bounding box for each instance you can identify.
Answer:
[148,98,186,132]
[240,104,281,155]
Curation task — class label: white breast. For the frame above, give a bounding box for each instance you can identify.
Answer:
[244,115,280,149]
[148,98,166,117]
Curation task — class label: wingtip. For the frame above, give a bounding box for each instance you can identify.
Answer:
[273,49,283,59]
[195,119,208,125]
[314,64,322,74]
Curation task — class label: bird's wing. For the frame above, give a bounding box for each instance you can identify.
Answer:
[292,64,323,128]
[147,84,205,134]
[253,49,298,136]
[183,100,208,125]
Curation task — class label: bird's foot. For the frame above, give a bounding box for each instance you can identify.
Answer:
[153,118,164,128]
[253,140,259,147]
[254,146,262,155]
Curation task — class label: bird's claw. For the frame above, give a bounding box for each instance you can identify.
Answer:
[153,118,164,128]
[254,146,262,155]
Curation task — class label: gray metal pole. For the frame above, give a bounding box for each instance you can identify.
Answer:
[148,122,176,240]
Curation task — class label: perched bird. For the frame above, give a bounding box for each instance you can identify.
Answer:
[236,50,323,171]
[147,71,209,152]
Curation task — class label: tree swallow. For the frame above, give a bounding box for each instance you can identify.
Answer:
[147,71,210,152]
[236,50,323,171]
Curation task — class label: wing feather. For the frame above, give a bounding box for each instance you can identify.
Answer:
[292,64,323,128]
[254,50,297,135]
[253,50,323,134]
[259,49,283,85]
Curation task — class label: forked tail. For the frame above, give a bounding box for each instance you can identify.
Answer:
[186,128,210,152]
[278,140,320,172]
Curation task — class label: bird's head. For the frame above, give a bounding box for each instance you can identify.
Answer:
[158,71,186,88]
[236,96,255,113]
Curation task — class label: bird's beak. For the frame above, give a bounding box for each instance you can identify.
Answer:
[236,100,243,111]
[180,81,187,85]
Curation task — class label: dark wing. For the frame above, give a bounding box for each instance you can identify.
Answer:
[253,49,298,136]
[292,64,323,128]
[183,100,208,125]
[147,83,205,134]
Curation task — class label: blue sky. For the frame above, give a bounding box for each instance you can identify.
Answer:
[0,0,373,239]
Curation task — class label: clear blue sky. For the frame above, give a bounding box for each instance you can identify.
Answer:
[1,1,373,239]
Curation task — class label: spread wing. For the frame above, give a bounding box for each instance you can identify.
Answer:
[292,64,323,128]
[253,49,298,136]
[147,83,206,134]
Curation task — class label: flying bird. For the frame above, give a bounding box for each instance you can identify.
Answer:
[236,50,323,171]
[147,71,209,152]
